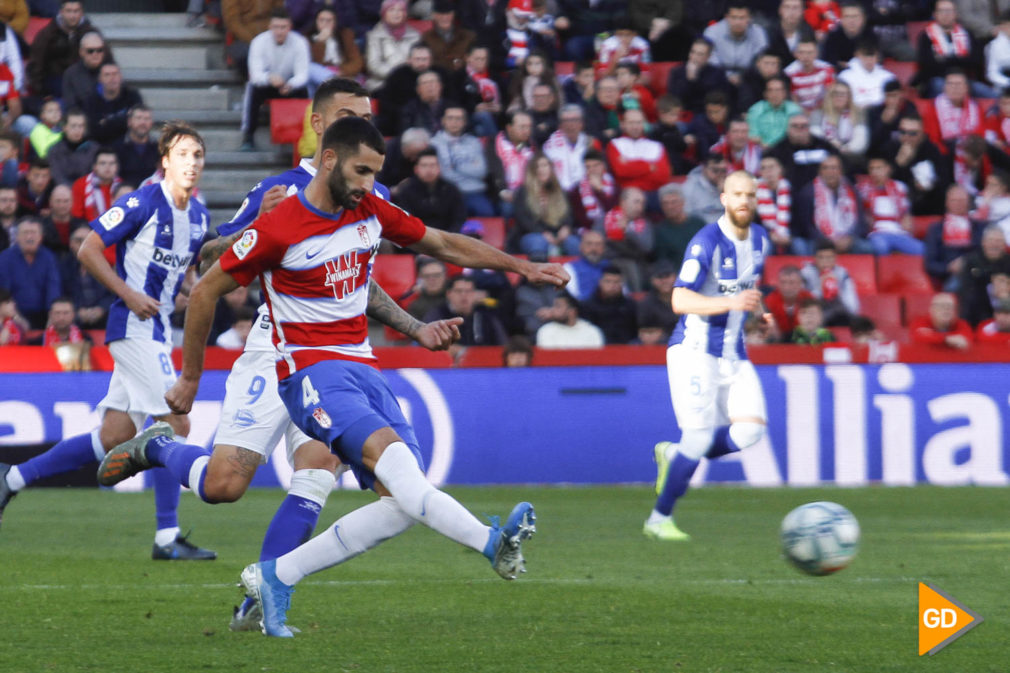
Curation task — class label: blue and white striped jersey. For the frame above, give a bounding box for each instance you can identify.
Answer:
[670,217,770,360]
[91,181,209,344]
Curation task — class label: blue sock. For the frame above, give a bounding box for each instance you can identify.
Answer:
[258,494,323,561]
[16,432,100,485]
[152,467,180,531]
[706,425,740,460]
[654,453,700,517]
[145,436,211,488]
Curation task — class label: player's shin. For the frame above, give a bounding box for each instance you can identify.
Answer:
[8,430,105,488]
[273,496,414,586]
[706,422,765,459]
[373,441,489,551]
[153,466,181,545]
[259,468,336,561]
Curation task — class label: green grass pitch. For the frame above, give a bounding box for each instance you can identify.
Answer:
[0,485,1006,672]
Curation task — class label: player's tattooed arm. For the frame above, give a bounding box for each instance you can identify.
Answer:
[198,231,243,275]
[366,279,461,350]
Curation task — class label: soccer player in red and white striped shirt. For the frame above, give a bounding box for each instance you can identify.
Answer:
[784,38,835,112]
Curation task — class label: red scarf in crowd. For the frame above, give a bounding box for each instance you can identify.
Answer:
[603,205,647,241]
[934,94,980,142]
[43,323,84,346]
[926,21,971,57]
[578,173,616,224]
[83,172,122,221]
[941,214,973,247]
[856,177,908,233]
[467,66,500,104]
[1,317,22,345]
[757,177,791,237]
[495,132,533,190]
[813,176,858,239]
[710,137,762,175]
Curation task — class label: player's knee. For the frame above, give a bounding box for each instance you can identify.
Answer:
[372,441,432,518]
[678,428,716,460]
[729,422,765,450]
[292,440,341,472]
[200,470,247,503]
[288,468,335,506]
[98,425,135,452]
[164,415,191,438]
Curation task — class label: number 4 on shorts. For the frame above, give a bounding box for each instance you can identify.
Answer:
[302,375,321,407]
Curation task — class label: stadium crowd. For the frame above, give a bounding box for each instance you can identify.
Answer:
[5,0,1010,358]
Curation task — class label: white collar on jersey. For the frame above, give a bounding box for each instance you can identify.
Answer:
[717,215,751,243]
[299,157,318,177]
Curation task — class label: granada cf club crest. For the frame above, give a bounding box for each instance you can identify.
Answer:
[357,223,370,247]
[312,407,332,428]
[323,250,370,299]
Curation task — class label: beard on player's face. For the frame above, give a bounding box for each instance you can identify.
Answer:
[727,205,754,228]
[327,158,366,210]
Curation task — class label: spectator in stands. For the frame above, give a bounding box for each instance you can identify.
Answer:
[512,153,577,259]
[602,186,651,291]
[215,305,256,349]
[972,171,1010,233]
[429,106,493,217]
[425,274,507,347]
[58,223,109,327]
[957,225,1010,325]
[649,95,690,176]
[515,274,561,339]
[0,131,17,190]
[748,75,803,149]
[27,98,63,161]
[527,0,561,61]
[397,70,446,137]
[222,0,286,77]
[765,264,814,338]
[683,154,727,223]
[595,15,651,78]
[487,110,534,217]
[801,240,862,325]
[47,108,95,186]
[653,182,704,272]
[883,114,951,215]
[952,133,991,196]
[305,7,363,97]
[403,256,449,321]
[554,0,623,62]
[810,80,868,168]
[562,60,595,108]
[924,184,984,290]
[635,258,678,341]
[239,9,310,151]
[112,105,157,188]
[916,0,992,98]
[529,82,560,147]
[422,0,475,73]
[569,148,618,230]
[857,154,924,256]
[768,112,839,191]
[820,1,875,71]
[40,183,82,251]
[864,0,917,61]
[629,0,683,62]
[784,38,835,113]
[790,298,837,344]
[70,147,119,222]
[606,108,672,196]
[0,1,26,40]
[459,44,500,138]
[535,291,604,347]
[922,70,984,152]
[0,50,21,133]
[838,40,895,109]
[0,216,61,328]
[757,154,793,251]
[986,13,1010,93]
[582,75,621,144]
[81,62,142,145]
[703,3,769,85]
[543,104,600,192]
[458,220,518,329]
[28,0,100,98]
[37,296,90,348]
[0,184,16,247]
[391,147,467,233]
[984,87,1010,151]
[910,292,973,348]
[582,265,637,344]
[456,0,509,71]
[562,229,607,301]
[666,37,732,116]
[0,286,27,345]
[738,49,785,113]
[61,30,110,114]
[709,117,762,176]
[975,297,1010,343]
[793,154,870,254]
[684,91,730,164]
[866,79,918,153]
[766,0,815,66]
[378,126,431,188]
[16,159,52,218]
[502,334,534,366]
[505,50,560,113]
[805,0,841,40]
[364,0,419,91]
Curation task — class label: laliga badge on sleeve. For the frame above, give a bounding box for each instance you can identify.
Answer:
[233,230,257,259]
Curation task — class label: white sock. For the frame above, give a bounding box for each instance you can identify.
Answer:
[373,441,490,552]
[647,510,671,525]
[91,429,105,461]
[274,496,414,586]
[189,455,210,500]
[288,468,336,507]
[6,466,25,491]
[154,526,180,547]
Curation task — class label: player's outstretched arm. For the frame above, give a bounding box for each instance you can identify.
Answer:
[410,228,570,288]
[365,278,462,350]
[78,230,160,319]
[673,287,763,316]
[165,261,240,414]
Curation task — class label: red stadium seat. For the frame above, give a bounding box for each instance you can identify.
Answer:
[881,59,917,87]
[859,293,902,331]
[762,255,811,285]
[911,215,935,239]
[371,254,416,302]
[838,255,877,295]
[903,292,934,325]
[906,21,928,45]
[876,254,933,294]
[647,61,678,98]
[407,19,431,33]
[554,61,574,77]
[269,98,311,146]
[828,326,852,343]
[474,217,506,250]
[25,16,50,45]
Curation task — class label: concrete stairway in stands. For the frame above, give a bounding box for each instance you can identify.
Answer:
[91,12,290,229]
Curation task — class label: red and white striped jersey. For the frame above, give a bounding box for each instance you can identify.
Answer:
[219,192,426,379]
[756,177,791,238]
[784,60,835,112]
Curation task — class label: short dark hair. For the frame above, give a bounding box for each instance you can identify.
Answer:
[322,116,386,157]
[415,147,439,162]
[814,239,837,254]
[0,287,11,303]
[615,61,641,76]
[64,107,86,121]
[505,109,531,127]
[233,306,257,323]
[269,7,291,21]
[798,297,822,311]
[447,274,475,291]
[583,148,605,163]
[127,103,151,119]
[556,292,580,313]
[28,158,50,171]
[158,121,205,158]
[94,145,117,162]
[50,296,75,308]
[704,90,729,107]
[313,77,369,112]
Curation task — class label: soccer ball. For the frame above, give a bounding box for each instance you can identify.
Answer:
[780,501,859,576]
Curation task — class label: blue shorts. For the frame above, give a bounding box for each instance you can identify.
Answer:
[278,359,424,490]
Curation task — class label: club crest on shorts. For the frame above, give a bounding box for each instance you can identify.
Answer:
[312,406,332,428]
[357,223,370,247]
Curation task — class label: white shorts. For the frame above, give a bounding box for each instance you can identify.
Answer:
[99,339,177,430]
[666,344,767,430]
[215,349,313,464]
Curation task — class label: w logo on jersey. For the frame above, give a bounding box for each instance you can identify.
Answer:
[323,250,370,299]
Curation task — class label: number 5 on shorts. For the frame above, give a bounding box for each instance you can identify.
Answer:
[302,375,321,407]
[690,376,701,396]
